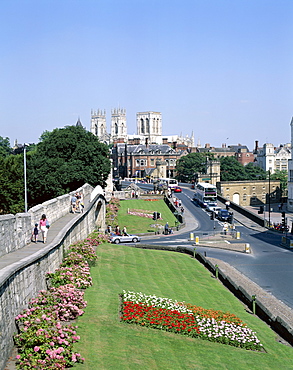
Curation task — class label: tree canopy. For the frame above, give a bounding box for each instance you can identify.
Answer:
[175,152,214,182]
[0,136,11,157]
[26,126,111,206]
[220,157,267,181]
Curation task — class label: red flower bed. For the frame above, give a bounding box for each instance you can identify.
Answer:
[121,301,200,338]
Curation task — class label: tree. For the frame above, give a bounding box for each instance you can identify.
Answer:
[175,152,214,182]
[27,126,111,207]
[244,163,266,180]
[270,170,288,198]
[220,157,247,181]
[0,136,11,157]
[0,154,24,214]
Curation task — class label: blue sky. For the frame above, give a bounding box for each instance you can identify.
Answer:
[1,0,292,150]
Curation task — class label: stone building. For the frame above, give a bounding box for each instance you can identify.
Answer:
[287,118,293,211]
[198,143,255,165]
[112,141,187,179]
[218,180,281,206]
[254,141,291,174]
[90,108,194,147]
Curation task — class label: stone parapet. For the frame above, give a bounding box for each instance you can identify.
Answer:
[0,184,93,259]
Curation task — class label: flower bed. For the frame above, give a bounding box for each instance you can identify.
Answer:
[127,209,162,219]
[13,236,100,369]
[121,291,263,351]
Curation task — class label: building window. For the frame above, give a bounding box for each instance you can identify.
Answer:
[150,159,154,166]
[290,170,293,182]
[243,187,246,190]
[243,194,247,201]
[252,186,256,190]
[226,188,229,191]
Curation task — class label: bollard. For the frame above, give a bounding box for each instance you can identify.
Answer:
[236,231,240,239]
[252,295,256,315]
[245,243,250,253]
[215,264,218,279]
[193,247,196,258]
[195,236,199,245]
[190,232,194,241]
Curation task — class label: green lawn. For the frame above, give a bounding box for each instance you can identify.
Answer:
[115,198,178,234]
[73,244,293,370]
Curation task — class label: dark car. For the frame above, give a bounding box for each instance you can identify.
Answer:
[216,209,233,222]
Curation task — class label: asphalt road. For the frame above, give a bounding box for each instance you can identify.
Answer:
[129,182,293,309]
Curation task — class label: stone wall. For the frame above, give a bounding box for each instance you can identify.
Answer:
[0,187,106,370]
[0,184,93,258]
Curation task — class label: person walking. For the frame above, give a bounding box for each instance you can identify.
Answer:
[71,194,77,213]
[39,214,49,244]
[31,223,39,243]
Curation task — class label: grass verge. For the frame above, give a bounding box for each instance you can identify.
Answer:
[73,244,293,370]
[115,198,178,234]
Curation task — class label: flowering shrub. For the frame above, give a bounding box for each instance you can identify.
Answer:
[14,313,84,369]
[46,263,92,289]
[106,197,120,226]
[121,291,263,351]
[29,284,87,321]
[68,240,98,266]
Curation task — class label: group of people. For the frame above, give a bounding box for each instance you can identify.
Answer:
[106,225,128,236]
[70,192,84,214]
[31,214,50,244]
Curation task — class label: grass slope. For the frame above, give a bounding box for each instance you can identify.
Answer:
[73,244,293,370]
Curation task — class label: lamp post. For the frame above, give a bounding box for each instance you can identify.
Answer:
[268,170,271,228]
[24,143,29,213]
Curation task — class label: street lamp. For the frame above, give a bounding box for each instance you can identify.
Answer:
[24,143,29,213]
[268,170,271,228]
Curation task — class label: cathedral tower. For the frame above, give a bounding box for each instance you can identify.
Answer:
[111,108,127,141]
[91,109,109,143]
[136,111,162,143]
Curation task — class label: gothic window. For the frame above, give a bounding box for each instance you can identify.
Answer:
[141,119,145,134]
[115,123,118,135]
[146,118,149,133]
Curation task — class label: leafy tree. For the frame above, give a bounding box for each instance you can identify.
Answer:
[244,162,266,180]
[0,154,24,214]
[220,157,247,181]
[175,152,214,182]
[26,126,111,206]
[270,170,288,197]
[0,136,11,157]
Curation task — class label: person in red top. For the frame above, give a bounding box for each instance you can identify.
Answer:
[39,214,49,244]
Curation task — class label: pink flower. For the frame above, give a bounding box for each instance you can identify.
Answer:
[34,346,40,352]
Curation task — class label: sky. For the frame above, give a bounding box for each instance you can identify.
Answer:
[1,0,293,151]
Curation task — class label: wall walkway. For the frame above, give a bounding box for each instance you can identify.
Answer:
[0,185,106,370]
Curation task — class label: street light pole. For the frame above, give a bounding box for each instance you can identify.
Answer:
[268,170,271,228]
[24,143,29,213]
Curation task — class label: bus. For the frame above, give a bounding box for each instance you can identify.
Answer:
[158,178,179,190]
[194,182,217,207]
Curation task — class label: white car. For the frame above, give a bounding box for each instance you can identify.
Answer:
[206,205,221,214]
[110,234,141,244]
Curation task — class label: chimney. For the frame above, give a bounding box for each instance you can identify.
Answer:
[205,143,210,148]
[254,140,259,152]
[173,141,177,150]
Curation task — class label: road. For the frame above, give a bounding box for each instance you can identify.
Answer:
[127,182,293,309]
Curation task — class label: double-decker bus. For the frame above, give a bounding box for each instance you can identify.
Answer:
[158,178,179,190]
[194,182,217,207]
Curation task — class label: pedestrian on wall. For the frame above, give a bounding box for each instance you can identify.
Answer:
[31,223,39,243]
[71,194,77,213]
[39,214,50,244]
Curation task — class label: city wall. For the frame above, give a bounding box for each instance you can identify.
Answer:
[0,184,93,259]
[0,185,107,370]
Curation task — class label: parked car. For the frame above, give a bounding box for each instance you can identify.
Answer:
[110,234,141,244]
[173,186,182,193]
[216,209,233,222]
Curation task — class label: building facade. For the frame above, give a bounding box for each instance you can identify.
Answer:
[255,142,291,174]
[287,118,293,211]
[112,141,187,179]
[218,180,281,207]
